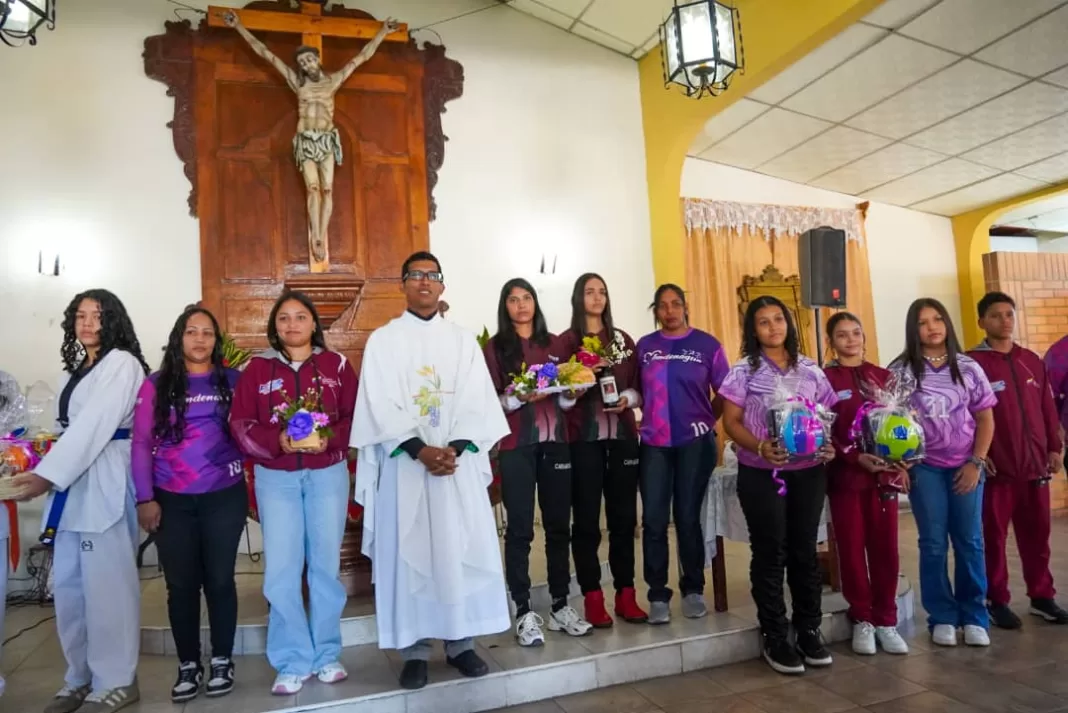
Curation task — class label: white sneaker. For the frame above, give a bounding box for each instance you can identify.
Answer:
[875,626,909,655]
[963,625,990,647]
[270,674,309,696]
[852,622,877,655]
[931,624,958,647]
[515,611,546,647]
[315,662,348,684]
[548,605,594,637]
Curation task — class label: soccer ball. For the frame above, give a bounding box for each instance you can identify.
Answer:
[873,412,921,461]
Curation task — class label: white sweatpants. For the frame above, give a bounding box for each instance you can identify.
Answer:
[53,507,140,690]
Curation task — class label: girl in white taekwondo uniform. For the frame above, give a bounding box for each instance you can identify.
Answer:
[11,289,149,713]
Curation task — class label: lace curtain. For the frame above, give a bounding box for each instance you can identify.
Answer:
[684,198,865,245]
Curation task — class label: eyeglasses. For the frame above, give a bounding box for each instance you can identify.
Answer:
[403,270,444,283]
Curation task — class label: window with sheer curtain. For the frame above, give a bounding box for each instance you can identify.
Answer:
[682,198,879,366]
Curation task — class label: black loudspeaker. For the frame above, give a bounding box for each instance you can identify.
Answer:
[798,226,847,308]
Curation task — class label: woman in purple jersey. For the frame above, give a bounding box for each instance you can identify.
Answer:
[636,285,730,625]
[719,296,837,676]
[132,306,247,702]
[890,298,995,649]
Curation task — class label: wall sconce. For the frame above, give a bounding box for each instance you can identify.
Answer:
[539,253,557,276]
[38,249,61,276]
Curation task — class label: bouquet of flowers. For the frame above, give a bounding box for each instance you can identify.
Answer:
[764,375,836,464]
[270,385,334,451]
[851,371,925,473]
[506,358,595,397]
[576,332,633,368]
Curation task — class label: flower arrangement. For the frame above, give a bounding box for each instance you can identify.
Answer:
[577,331,633,368]
[270,385,334,450]
[221,332,252,370]
[506,358,595,397]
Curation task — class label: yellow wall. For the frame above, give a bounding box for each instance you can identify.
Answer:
[953,180,1068,347]
[639,0,885,291]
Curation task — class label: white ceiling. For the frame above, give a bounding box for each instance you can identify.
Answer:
[995,192,1068,233]
[690,0,1068,217]
[502,0,670,59]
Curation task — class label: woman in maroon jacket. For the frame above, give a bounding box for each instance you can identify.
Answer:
[229,291,358,696]
[557,273,647,628]
[823,313,909,657]
[483,278,591,647]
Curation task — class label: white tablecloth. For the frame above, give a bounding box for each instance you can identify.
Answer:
[701,444,829,566]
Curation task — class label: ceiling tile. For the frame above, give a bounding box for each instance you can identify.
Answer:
[998,193,1068,224]
[865,158,999,206]
[697,108,831,169]
[1043,66,1068,89]
[781,34,956,122]
[911,174,1048,216]
[845,59,1026,139]
[757,127,892,184]
[528,0,590,18]
[898,0,1063,55]
[1015,152,1068,183]
[569,21,635,54]
[962,112,1068,171]
[811,143,947,194]
[998,206,1068,231]
[747,25,888,105]
[581,0,673,47]
[688,98,771,156]
[976,4,1068,77]
[861,0,940,29]
[905,81,1068,154]
[508,0,573,30]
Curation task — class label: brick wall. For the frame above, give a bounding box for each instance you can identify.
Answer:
[983,251,1068,511]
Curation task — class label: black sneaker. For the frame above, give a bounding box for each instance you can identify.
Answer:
[205,657,235,697]
[763,636,805,675]
[796,628,833,667]
[446,649,490,678]
[988,601,1023,630]
[171,661,203,703]
[399,660,428,690]
[1029,598,1068,625]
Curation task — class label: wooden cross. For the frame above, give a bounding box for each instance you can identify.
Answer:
[207,2,409,57]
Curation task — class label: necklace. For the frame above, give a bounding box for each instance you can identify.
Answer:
[925,353,948,365]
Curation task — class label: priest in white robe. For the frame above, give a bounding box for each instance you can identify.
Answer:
[12,290,148,713]
[351,252,511,691]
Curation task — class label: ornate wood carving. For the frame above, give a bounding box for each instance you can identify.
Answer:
[143,1,464,221]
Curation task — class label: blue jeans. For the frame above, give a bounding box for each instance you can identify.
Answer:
[909,463,988,630]
[255,461,350,676]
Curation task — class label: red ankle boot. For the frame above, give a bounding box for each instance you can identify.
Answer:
[615,587,648,623]
[583,590,614,628]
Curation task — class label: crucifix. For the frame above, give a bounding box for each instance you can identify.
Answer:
[208,2,409,273]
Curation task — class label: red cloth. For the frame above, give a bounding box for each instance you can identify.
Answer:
[4,501,18,572]
[968,343,1062,481]
[983,478,1056,605]
[229,351,358,472]
[828,489,900,626]
[823,361,891,493]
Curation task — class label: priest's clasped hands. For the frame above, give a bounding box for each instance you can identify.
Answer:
[417,445,459,476]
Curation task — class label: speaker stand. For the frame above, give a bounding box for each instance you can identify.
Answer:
[814,306,825,366]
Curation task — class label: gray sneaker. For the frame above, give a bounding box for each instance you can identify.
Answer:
[648,601,671,625]
[43,684,91,713]
[682,593,708,619]
[77,681,140,713]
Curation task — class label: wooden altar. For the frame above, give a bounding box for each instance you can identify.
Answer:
[144,1,464,596]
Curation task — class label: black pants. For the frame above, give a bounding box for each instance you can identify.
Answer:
[736,463,826,640]
[639,433,717,603]
[500,442,572,606]
[571,439,640,593]
[154,482,249,662]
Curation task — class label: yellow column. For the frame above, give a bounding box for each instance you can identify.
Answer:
[640,0,886,290]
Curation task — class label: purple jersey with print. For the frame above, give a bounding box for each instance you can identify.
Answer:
[891,356,997,469]
[718,355,838,472]
[636,328,730,447]
[132,370,245,501]
[1043,334,1068,429]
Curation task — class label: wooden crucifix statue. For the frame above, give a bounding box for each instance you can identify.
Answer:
[217,5,403,271]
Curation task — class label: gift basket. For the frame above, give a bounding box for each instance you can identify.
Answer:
[849,371,924,491]
[764,375,835,463]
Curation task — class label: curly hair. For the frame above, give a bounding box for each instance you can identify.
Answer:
[741,295,800,371]
[60,289,150,375]
[153,306,233,444]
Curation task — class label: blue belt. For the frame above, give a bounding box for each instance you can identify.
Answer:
[40,428,132,546]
